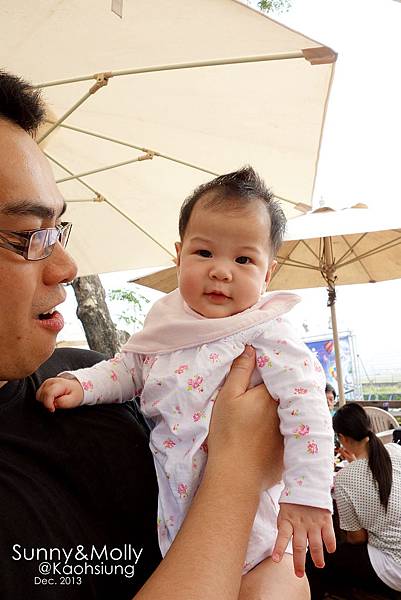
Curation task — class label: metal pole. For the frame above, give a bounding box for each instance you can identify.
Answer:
[55,153,153,184]
[329,300,346,407]
[323,237,345,406]
[34,51,307,89]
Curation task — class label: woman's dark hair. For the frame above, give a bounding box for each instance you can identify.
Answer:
[178,166,286,256]
[0,70,45,134]
[325,383,337,399]
[333,403,393,510]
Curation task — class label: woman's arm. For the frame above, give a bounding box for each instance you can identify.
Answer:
[346,529,368,544]
[134,346,283,600]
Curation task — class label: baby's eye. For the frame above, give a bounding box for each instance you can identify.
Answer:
[196,249,212,258]
[235,256,251,264]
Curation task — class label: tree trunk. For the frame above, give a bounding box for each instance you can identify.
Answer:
[72,274,121,358]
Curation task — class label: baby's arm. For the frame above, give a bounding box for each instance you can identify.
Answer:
[253,317,335,576]
[37,351,144,411]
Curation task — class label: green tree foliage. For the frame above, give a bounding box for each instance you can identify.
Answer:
[257,0,292,13]
[108,287,150,331]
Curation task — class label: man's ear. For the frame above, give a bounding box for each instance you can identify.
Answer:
[265,259,277,288]
[175,242,182,271]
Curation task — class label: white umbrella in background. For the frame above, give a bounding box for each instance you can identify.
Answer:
[2,0,336,275]
[269,205,401,405]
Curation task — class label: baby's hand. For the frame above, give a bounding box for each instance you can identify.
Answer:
[36,377,84,412]
[272,504,336,578]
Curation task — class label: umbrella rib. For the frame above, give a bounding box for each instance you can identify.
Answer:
[55,154,153,184]
[338,234,401,269]
[335,233,367,265]
[34,51,313,89]
[338,235,374,281]
[301,239,321,261]
[45,151,175,259]
[276,257,321,271]
[37,73,112,144]
[46,121,303,208]
[37,91,93,144]
[46,121,219,177]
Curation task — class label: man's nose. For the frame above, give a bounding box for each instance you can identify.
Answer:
[42,242,78,285]
[209,261,232,282]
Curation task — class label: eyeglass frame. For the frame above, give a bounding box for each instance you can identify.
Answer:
[0,222,72,261]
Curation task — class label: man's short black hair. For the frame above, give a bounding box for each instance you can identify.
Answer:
[178,166,286,256]
[0,71,45,134]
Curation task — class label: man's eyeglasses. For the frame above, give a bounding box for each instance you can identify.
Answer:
[0,222,72,261]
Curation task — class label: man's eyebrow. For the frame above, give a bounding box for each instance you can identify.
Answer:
[0,200,66,219]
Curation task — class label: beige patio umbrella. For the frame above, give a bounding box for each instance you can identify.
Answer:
[2,0,335,275]
[134,205,401,406]
[269,205,401,405]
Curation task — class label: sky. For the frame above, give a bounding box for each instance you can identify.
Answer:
[58,0,401,382]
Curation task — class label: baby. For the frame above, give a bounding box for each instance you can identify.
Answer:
[38,167,335,578]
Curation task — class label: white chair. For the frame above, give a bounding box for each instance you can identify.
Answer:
[363,406,398,444]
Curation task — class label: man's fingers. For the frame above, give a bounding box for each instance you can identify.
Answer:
[222,346,255,397]
[272,519,293,564]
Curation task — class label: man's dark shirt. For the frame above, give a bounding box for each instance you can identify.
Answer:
[0,348,161,599]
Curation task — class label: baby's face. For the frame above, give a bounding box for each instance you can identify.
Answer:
[175,199,276,318]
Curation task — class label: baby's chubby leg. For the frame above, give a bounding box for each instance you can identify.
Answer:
[239,555,310,600]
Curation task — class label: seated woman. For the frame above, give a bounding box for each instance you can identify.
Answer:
[306,403,401,599]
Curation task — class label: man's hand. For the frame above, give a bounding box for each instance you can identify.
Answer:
[36,377,84,412]
[208,346,284,490]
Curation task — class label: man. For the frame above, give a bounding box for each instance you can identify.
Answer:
[0,71,309,600]
[0,72,163,599]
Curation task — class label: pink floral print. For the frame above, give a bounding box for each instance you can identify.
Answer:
[144,355,157,368]
[110,370,118,382]
[209,352,219,363]
[187,375,204,393]
[175,364,188,375]
[257,354,272,368]
[293,424,310,439]
[294,387,308,395]
[307,440,319,454]
[163,438,176,449]
[81,380,93,391]
[177,483,188,499]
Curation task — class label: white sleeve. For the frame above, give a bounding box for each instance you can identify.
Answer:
[59,351,144,405]
[252,316,334,511]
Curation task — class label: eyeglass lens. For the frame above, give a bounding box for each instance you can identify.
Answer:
[27,224,71,260]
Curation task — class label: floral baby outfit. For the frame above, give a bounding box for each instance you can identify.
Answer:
[65,289,334,572]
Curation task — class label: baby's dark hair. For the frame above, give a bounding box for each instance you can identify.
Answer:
[178,166,286,256]
[0,70,45,134]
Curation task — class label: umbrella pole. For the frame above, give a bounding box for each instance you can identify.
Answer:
[329,299,346,407]
[323,237,345,406]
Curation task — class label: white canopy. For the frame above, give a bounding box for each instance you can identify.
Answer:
[2,0,336,275]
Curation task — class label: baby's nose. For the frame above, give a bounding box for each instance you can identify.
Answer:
[209,263,232,281]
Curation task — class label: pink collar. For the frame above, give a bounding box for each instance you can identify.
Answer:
[123,289,300,355]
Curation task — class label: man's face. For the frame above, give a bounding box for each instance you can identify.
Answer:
[0,119,77,380]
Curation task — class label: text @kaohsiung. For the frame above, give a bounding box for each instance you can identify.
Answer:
[11,544,143,580]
